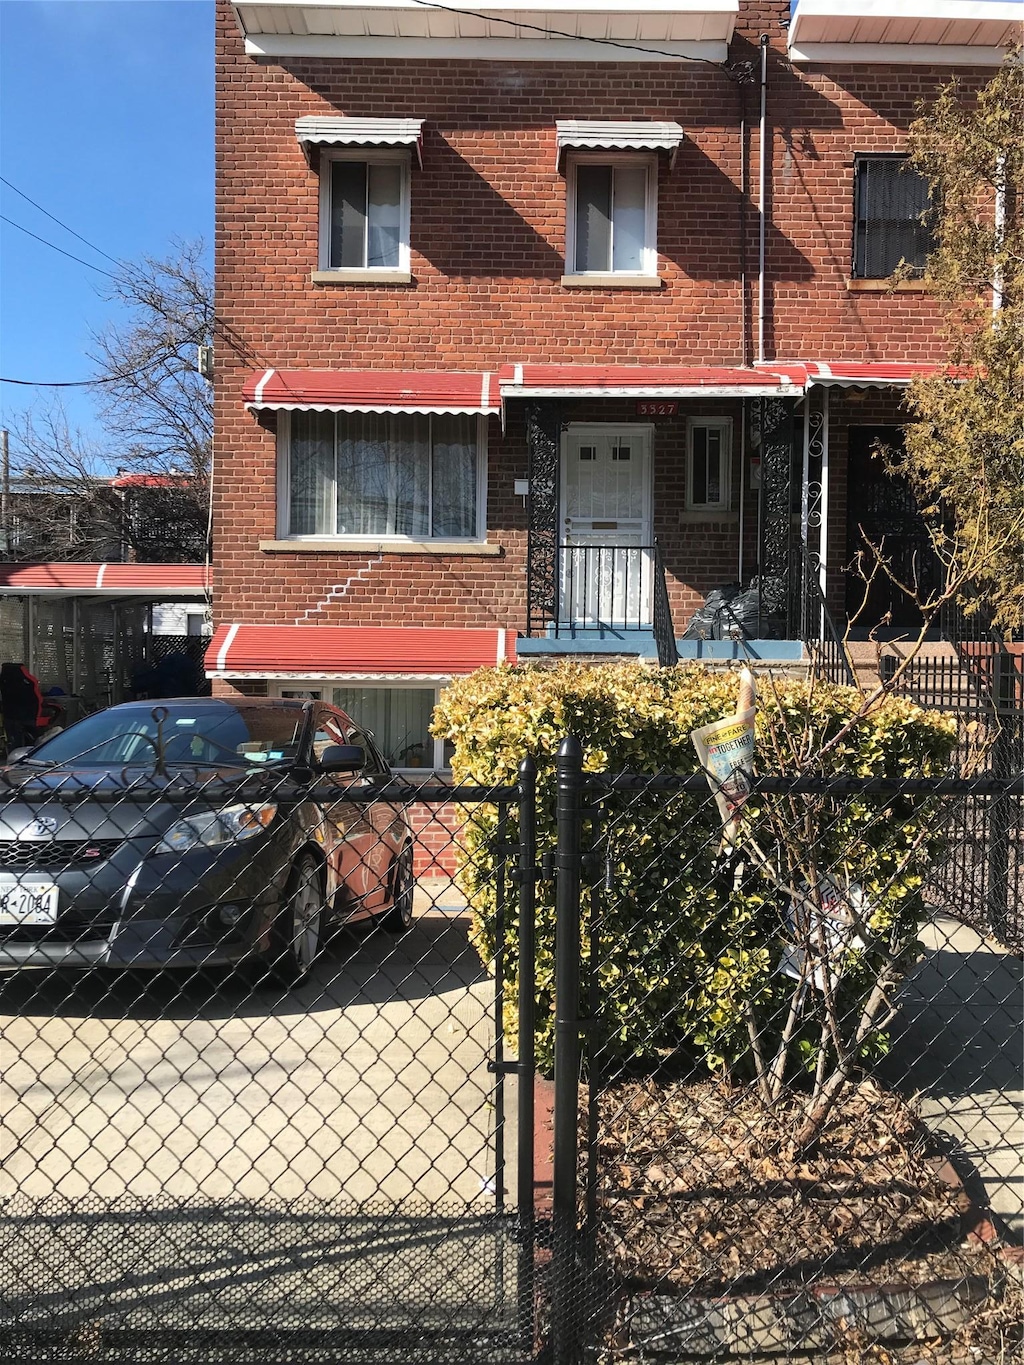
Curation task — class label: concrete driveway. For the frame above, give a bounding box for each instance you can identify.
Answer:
[0,881,512,1210]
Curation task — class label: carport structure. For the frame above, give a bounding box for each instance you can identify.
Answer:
[0,562,210,709]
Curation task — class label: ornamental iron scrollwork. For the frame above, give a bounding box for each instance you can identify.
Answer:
[752,397,798,637]
[525,402,563,636]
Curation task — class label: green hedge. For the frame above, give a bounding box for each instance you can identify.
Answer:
[432,662,958,1080]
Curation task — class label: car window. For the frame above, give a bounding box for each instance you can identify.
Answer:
[24,704,306,768]
[346,726,389,776]
[311,714,348,763]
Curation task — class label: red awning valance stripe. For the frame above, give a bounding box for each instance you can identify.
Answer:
[207,625,515,677]
[243,370,500,415]
[497,363,805,398]
[0,563,209,597]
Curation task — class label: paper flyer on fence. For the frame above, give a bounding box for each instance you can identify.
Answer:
[691,667,756,852]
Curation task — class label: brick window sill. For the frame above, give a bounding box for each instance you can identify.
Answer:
[311,270,413,286]
[259,539,501,555]
[846,278,930,292]
[561,273,663,289]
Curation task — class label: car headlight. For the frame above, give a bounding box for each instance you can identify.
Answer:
[156,803,278,855]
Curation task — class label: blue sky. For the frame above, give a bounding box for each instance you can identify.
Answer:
[0,0,213,444]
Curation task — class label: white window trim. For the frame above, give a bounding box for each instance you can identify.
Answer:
[276,410,489,544]
[270,679,450,772]
[686,417,733,512]
[564,153,658,280]
[317,148,412,276]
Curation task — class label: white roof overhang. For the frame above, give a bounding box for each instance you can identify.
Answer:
[789,0,1023,64]
[232,1,738,62]
[555,120,685,168]
[295,116,424,166]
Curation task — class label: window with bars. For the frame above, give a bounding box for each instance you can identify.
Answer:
[853,155,933,280]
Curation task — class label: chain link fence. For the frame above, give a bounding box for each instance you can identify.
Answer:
[0,698,1020,1364]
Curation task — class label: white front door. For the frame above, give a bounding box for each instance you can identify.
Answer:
[560,425,654,627]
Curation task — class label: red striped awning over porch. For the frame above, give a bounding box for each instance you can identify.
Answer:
[206,625,516,678]
[497,364,805,399]
[798,361,958,388]
[243,370,501,415]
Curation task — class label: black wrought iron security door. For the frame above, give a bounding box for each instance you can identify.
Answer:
[845,426,942,629]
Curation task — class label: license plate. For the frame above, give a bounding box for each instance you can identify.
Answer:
[0,879,60,926]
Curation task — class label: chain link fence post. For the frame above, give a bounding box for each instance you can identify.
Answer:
[552,735,584,1365]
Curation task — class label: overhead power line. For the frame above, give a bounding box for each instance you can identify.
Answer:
[0,214,118,280]
[0,176,126,270]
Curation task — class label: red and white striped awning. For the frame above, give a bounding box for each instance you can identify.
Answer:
[497,364,806,399]
[243,370,501,416]
[797,361,958,388]
[207,624,516,679]
[0,563,209,598]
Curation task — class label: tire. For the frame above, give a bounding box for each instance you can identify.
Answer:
[378,843,415,934]
[268,853,324,984]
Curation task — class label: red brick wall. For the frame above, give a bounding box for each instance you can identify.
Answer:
[213,0,987,632]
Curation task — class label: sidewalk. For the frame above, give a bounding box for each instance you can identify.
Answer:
[880,912,1023,1235]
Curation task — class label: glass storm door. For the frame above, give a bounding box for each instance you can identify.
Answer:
[560,426,653,627]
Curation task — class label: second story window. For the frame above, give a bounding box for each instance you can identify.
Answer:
[853,155,932,279]
[566,157,657,279]
[319,152,410,274]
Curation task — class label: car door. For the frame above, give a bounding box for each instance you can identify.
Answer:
[310,709,389,917]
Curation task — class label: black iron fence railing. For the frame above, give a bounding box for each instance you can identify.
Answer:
[651,544,678,668]
[536,544,657,639]
[798,552,856,686]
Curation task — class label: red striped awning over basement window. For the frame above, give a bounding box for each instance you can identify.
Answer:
[206,625,516,678]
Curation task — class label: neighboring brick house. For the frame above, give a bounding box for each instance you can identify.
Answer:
[211,0,1019,771]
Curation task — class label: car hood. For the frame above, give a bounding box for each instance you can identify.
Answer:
[0,765,288,842]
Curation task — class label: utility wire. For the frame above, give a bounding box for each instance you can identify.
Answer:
[0,375,117,388]
[0,214,118,280]
[0,176,126,270]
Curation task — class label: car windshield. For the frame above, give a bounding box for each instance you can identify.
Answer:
[22,703,306,769]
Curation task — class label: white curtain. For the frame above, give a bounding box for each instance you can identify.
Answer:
[432,415,476,538]
[332,687,435,767]
[289,411,335,534]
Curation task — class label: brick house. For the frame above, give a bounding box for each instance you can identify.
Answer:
[211,0,1019,771]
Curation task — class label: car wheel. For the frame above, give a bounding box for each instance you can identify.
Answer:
[378,844,414,934]
[270,853,324,983]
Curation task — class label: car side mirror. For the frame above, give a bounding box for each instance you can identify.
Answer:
[6,746,33,764]
[317,744,365,772]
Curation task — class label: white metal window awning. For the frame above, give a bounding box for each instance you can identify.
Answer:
[295,116,424,166]
[555,120,685,168]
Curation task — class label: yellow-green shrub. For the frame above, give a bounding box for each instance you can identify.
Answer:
[432,662,958,1079]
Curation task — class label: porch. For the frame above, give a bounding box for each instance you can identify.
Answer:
[502,365,854,679]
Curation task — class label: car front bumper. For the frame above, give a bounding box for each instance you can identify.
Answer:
[0,840,292,971]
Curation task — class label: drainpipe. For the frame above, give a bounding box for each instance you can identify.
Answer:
[757,34,769,365]
[993,151,1006,318]
[739,86,749,368]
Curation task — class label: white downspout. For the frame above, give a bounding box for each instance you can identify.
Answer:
[993,151,1006,318]
[757,34,769,365]
[738,404,746,582]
